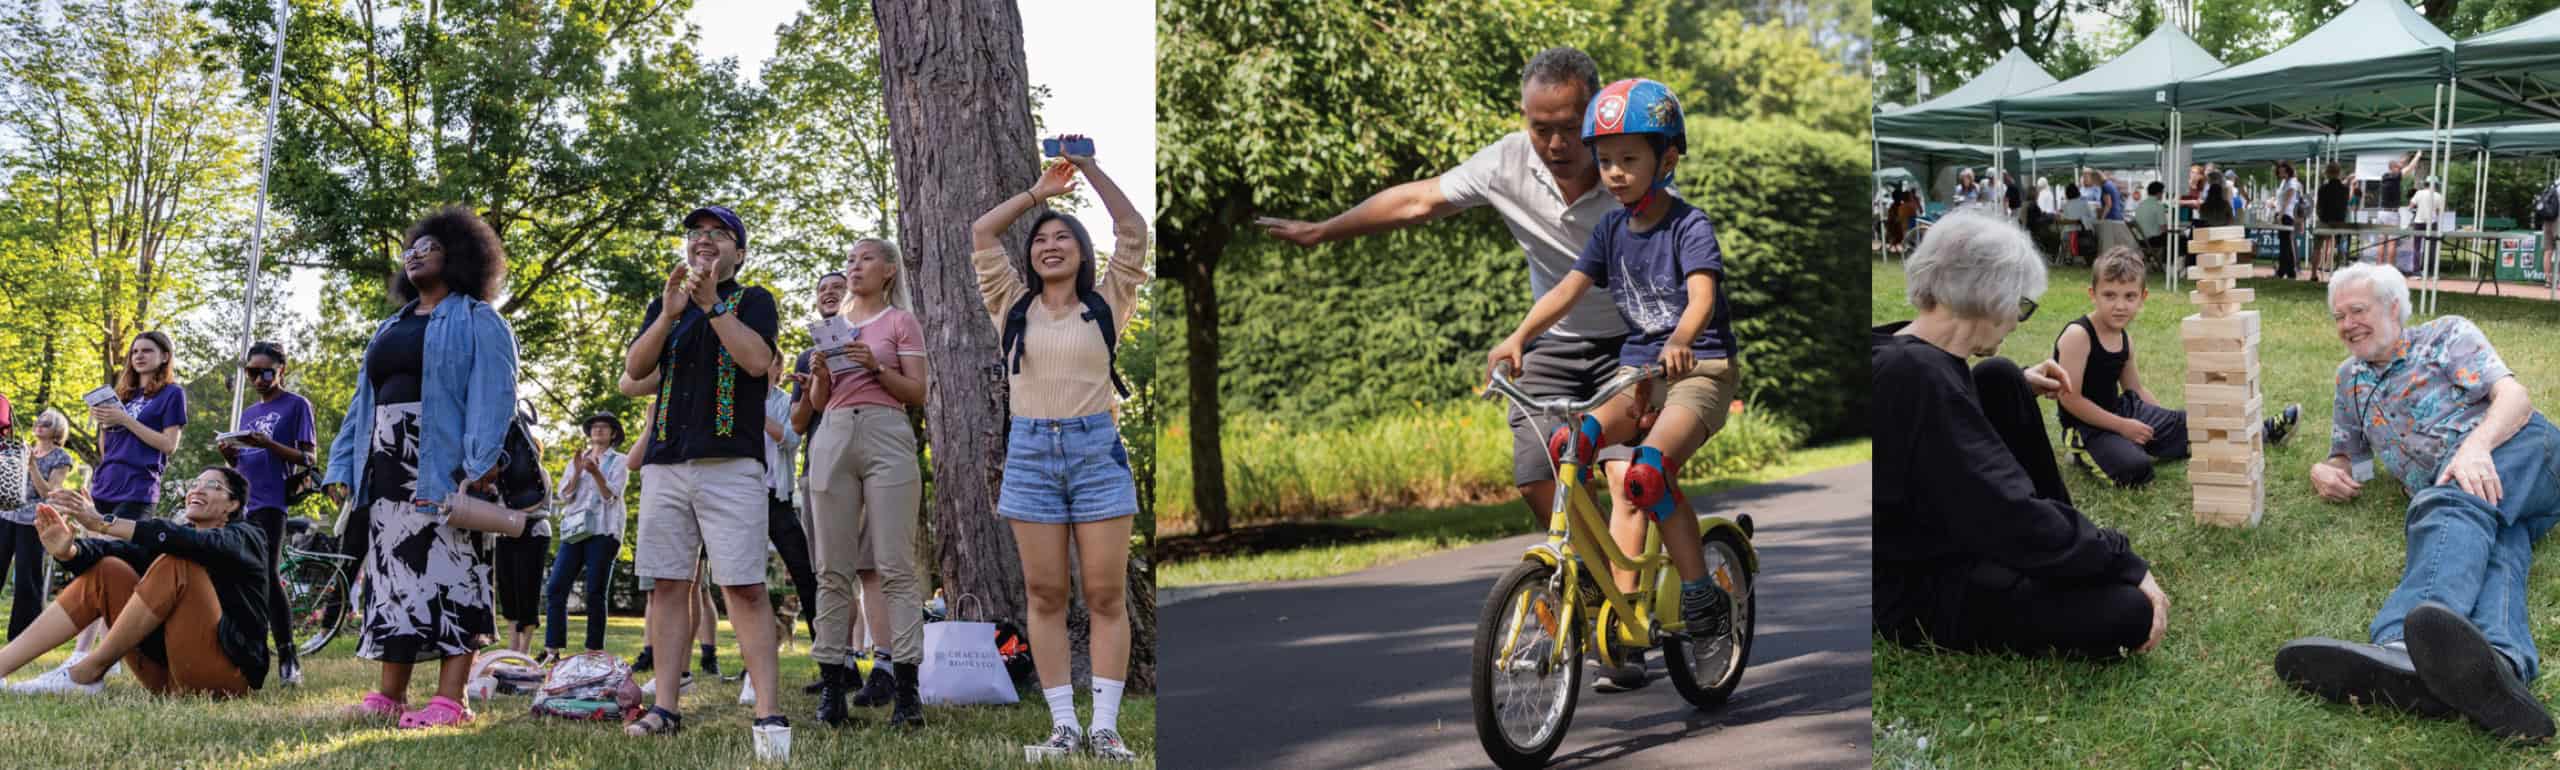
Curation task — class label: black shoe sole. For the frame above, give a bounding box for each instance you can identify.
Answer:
[2408,603,2556,741]
[2272,637,2451,718]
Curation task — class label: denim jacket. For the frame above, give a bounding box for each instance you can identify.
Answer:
[323,295,520,506]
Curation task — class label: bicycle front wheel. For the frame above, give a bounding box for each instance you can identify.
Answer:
[1471,560,1581,769]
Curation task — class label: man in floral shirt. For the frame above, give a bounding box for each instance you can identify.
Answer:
[2275,263,2560,742]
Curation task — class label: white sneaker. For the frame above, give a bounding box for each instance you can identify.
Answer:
[11,666,103,696]
[639,672,694,697]
[738,672,755,705]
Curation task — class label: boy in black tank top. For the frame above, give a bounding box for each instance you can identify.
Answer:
[2054,249,2303,486]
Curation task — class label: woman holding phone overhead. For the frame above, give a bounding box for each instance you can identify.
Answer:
[320,207,522,730]
[968,135,1148,762]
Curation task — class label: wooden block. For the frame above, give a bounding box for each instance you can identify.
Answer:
[2189,466,2265,487]
[2190,410,2264,432]
[2196,226,2248,241]
[2194,483,2259,506]
[2190,289,2256,305]
[2188,351,2259,374]
[2200,302,2244,318]
[2192,278,2237,294]
[2189,238,2255,254]
[2182,311,2261,339]
[2195,251,2240,267]
[2193,395,2262,420]
[2185,370,2258,389]
[2186,264,2255,281]
[2192,438,2263,462]
[2184,335,2249,353]
[2194,499,2263,528]
[2201,424,2263,444]
[2188,384,2254,404]
[2197,458,2257,477]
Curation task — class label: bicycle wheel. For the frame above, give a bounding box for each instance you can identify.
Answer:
[1471,560,1581,769]
[1664,527,1756,709]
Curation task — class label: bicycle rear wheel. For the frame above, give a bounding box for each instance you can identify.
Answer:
[1471,560,1581,769]
[1664,527,1756,709]
[285,551,355,657]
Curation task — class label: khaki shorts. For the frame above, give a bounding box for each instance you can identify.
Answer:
[635,457,773,587]
[1621,357,1741,438]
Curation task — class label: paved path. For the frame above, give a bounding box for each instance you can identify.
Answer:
[1160,464,1873,768]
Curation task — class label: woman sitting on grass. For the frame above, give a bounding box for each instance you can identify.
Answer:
[1872,208,2169,660]
[0,470,272,697]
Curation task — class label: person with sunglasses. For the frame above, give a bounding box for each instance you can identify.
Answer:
[1873,208,2170,660]
[218,341,316,686]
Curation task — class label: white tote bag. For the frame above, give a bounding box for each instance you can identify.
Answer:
[918,595,1019,705]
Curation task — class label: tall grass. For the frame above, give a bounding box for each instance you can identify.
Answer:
[1155,397,1804,534]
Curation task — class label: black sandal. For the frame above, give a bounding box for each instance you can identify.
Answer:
[625,705,683,736]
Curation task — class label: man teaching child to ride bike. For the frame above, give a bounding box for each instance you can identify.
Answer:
[1486,77,1737,653]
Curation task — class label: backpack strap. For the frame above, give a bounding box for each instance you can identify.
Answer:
[1078,290,1133,399]
[999,293,1039,378]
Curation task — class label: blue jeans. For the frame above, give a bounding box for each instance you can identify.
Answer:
[2369,413,2560,680]
[545,535,619,652]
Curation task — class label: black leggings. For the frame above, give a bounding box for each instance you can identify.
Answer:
[1881,359,2151,659]
[2276,215,2299,278]
[769,495,819,635]
[0,519,47,639]
[495,534,551,631]
[245,507,299,661]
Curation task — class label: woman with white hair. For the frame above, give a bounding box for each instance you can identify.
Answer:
[6,408,74,639]
[1874,209,2169,659]
[791,235,930,728]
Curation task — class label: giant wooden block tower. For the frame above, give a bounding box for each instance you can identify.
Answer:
[2181,226,2265,526]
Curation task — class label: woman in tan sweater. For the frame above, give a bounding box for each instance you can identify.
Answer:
[968,137,1148,762]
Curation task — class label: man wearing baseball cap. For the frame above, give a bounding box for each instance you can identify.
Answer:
[619,204,791,747]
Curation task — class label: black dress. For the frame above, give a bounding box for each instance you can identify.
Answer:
[1873,322,2155,658]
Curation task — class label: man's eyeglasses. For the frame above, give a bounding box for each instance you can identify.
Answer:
[2019,297,2040,323]
[683,228,736,245]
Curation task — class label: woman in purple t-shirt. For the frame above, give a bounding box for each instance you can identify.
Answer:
[89,331,187,523]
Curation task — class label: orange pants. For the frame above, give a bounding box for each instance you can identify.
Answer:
[58,556,249,697]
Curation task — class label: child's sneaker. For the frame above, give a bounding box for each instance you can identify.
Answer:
[1025,724,1081,762]
[1682,581,1733,642]
[1086,728,1139,761]
[2266,403,2303,445]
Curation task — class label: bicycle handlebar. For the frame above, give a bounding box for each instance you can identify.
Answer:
[1483,364,1664,417]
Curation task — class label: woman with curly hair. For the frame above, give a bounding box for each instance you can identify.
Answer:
[320,206,521,729]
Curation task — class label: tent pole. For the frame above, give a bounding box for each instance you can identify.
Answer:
[2169,108,2182,293]
[231,0,289,430]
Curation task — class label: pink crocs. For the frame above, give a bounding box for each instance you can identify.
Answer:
[398,695,474,729]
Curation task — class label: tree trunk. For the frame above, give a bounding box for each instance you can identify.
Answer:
[1168,201,1239,535]
[871,0,1033,648]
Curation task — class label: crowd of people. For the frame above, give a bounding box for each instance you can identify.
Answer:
[0,143,1151,761]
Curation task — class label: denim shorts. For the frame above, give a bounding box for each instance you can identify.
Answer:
[998,413,1138,525]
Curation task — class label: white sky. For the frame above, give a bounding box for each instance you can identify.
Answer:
[278,0,1156,316]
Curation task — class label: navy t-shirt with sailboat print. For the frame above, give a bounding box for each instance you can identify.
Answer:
[1570,198,1736,368]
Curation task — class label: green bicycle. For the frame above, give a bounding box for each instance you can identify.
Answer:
[1471,365,1760,768]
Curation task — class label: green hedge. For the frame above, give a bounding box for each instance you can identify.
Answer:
[1159,117,1869,440]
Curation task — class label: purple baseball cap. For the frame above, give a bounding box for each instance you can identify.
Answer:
[683,205,748,253]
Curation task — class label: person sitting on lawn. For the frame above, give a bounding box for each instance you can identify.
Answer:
[2276,262,2560,742]
[2054,247,2299,487]
[1873,209,2168,659]
[0,470,271,697]
[1489,78,1742,660]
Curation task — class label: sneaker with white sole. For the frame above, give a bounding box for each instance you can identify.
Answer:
[1025,724,1081,762]
[638,672,694,697]
[11,666,103,696]
[738,672,755,705]
[1086,728,1139,761]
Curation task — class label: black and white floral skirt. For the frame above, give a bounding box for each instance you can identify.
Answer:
[357,402,494,663]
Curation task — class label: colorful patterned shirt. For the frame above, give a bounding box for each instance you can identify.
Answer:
[2329,316,2514,490]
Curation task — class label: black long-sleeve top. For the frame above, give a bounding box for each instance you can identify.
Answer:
[1873,323,2150,627]
[59,517,271,688]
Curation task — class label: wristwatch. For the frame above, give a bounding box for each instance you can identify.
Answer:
[708,299,735,318]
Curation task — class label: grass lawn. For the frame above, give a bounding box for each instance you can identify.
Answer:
[1160,438,1870,588]
[0,614,1152,768]
[1872,259,2560,767]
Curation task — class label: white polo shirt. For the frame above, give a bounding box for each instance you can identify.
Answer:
[1438,131,1628,341]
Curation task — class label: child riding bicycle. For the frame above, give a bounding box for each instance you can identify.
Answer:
[1487,77,1736,647]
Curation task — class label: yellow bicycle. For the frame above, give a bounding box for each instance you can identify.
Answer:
[1470,365,1759,768]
